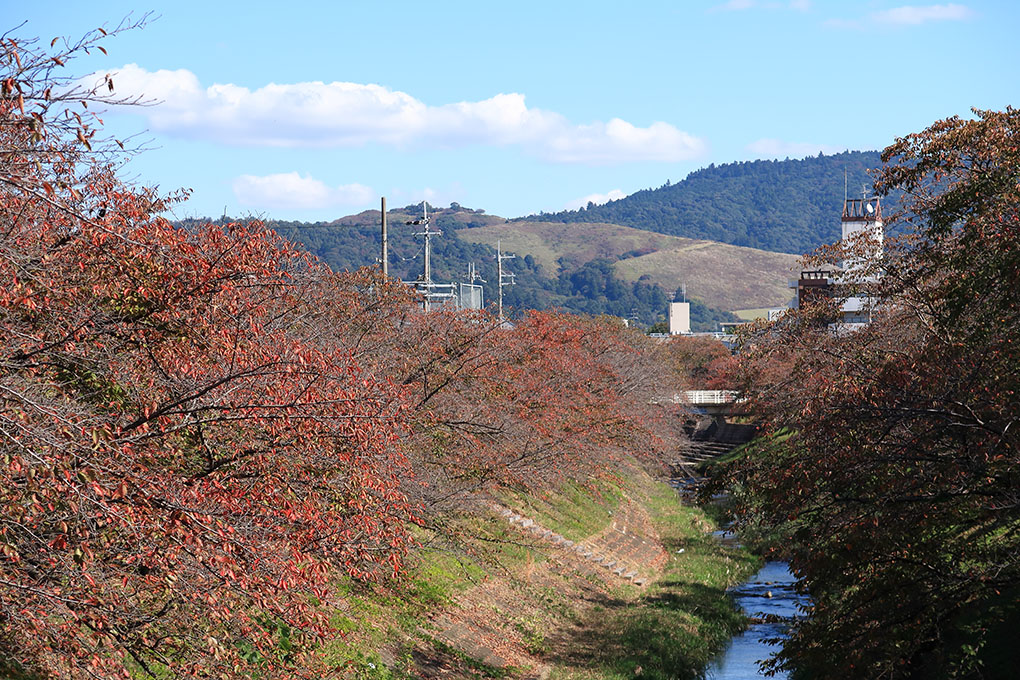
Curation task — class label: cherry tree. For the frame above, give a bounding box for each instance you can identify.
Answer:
[1,26,419,678]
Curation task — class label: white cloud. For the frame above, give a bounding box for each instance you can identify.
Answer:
[827,3,973,28]
[711,0,811,11]
[564,189,627,211]
[871,3,973,25]
[746,138,845,158]
[546,119,707,164]
[89,65,706,165]
[232,172,373,211]
[713,0,755,10]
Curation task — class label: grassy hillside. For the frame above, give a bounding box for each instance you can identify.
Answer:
[455,221,682,275]
[458,222,799,311]
[614,242,797,311]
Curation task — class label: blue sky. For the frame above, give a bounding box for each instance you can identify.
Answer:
[9,1,1019,221]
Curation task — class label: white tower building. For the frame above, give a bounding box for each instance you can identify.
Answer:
[836,196,884,326]
[668,301,691,335]
[840,196,883,276]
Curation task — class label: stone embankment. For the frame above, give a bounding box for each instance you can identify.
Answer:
[673,418,756,481]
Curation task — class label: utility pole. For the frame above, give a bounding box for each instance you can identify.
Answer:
[495,239,515,323]
[423,204,431,312]
[407,202,439,312]
[468,262,485,285]
[380,196,388,277]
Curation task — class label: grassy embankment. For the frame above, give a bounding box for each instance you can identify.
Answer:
[322,465,760,679]
[67,466,758,679]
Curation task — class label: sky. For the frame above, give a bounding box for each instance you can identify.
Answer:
[7,1,1019,221]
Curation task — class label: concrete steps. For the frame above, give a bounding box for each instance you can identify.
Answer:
[492,501,664,587]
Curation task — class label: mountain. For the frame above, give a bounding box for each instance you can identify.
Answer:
[455,221,798,312]
[207,205,738,331]
[183,149,887,329]
[513,150,886,254]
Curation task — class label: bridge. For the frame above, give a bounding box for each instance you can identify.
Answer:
[684,390,740,405]
[673,390,756,484]
[679,390,748,418]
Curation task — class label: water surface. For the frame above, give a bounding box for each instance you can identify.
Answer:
[706,561,809,680]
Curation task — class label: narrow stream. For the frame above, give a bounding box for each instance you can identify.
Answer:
[670,478,811,678]
[706,560,810,679]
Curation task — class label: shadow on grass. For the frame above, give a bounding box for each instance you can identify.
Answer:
[0,643,44,680]
[547,581,746,680]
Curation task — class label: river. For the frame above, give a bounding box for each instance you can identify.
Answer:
[706,560,810,679]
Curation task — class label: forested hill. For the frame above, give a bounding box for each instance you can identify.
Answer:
[178,207,738,331]
[515,150,885,254]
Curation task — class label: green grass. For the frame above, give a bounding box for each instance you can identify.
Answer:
[321,505,560,675]
[314,477,626,677]
[732,307,775,321]
[318,471,756,680]
[502,479,623,542]
[424,636,522,678]
[549,480,760,680]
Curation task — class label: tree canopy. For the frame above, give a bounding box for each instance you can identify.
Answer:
[0,26,688,679]
[723,108,1020,678]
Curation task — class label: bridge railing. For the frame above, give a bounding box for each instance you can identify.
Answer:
[683,390,741,405]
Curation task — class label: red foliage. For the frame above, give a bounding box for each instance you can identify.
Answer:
[385,310,680,507]
[2,189,426,678]
[1,29,423,678]
[0,26,687,678]
[664,335,733,389]
[725,109,1020,678]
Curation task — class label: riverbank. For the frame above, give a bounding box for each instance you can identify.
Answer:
[326,464,759,679]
